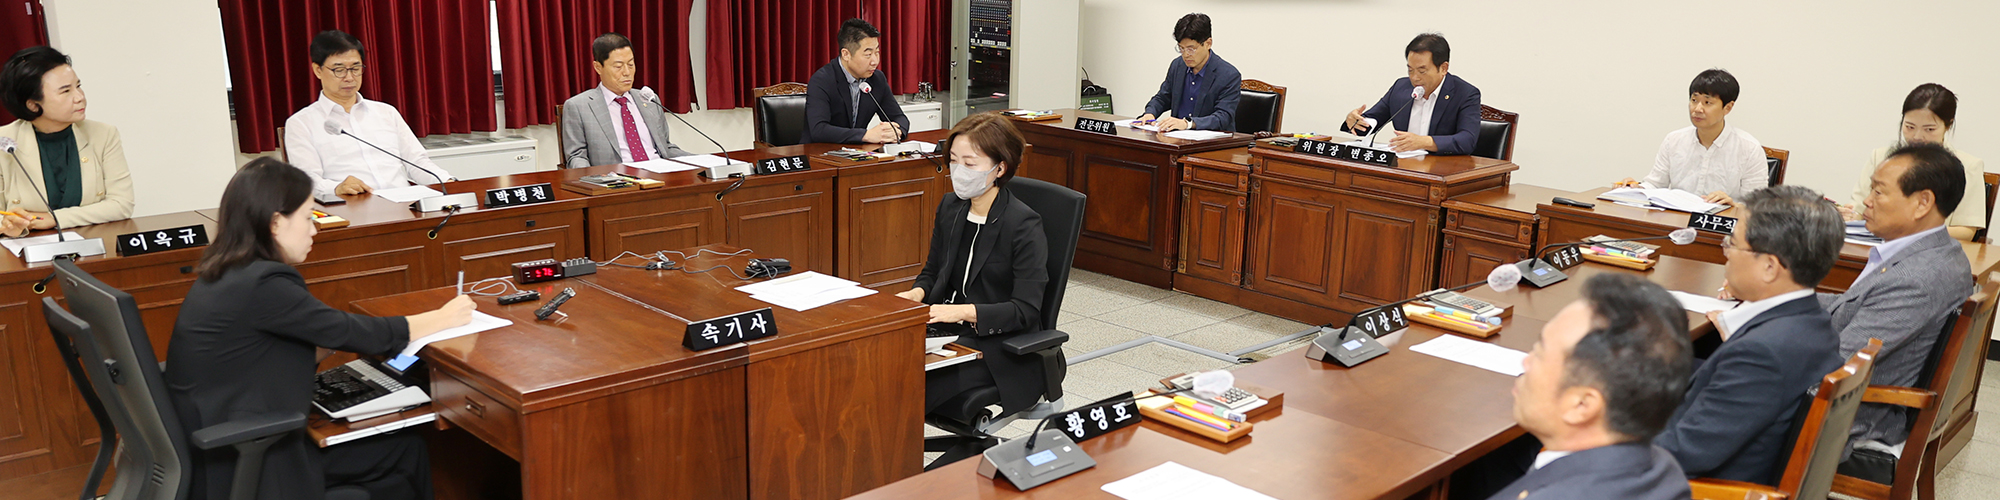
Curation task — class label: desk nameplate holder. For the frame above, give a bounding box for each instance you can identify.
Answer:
[484,183,556,209]
[115,225,209,257]
[1073,117,1117,135]
[754,155,811,176]
[1516,245,1583,289]
[1294,138,1397,167]
[1305,304,1408,367]
[1688,212,1738,234]
[683,308,778,351]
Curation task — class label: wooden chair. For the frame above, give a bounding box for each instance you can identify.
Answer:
[1235,79,1286,135]
[1829,278,1999,500]
[1475,105,1519,161]
[1976,172,1997,243]
[1764,147,1790,186]
[276,127,287,162]
[1690,338,1883,500]
[751,82,808,148]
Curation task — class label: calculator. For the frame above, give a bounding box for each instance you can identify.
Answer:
[1210,387,1259,409]
[1425,289,1500,316]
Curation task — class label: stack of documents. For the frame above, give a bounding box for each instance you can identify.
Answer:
[1408,335,1528,376]
[666,154,748,170]
[371,185,443,203]
[1845,220,1884,246]
[1599,187,1723,214]
[625,158,703,173]
[1163,130,1230,141]
[1113,119,1161,132]
[1342,139,1428,158]
[1669,290,1739,314]
[736,272,878,311]
[1101,461,1278,500]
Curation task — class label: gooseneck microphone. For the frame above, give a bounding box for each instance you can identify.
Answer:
[1365,86,1425,149]
[322,120,453,195]
[1532,228,1699,262]
[637,87,750,198]
[0,137,65,241]
[858,82,905,143]
[1512,228,1699,288]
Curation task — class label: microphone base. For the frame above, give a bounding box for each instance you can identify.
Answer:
[1303,326,1390,367]
[976,430,1094,490]
[1513,259,1570,288]
[24,237,107,263]
[702,162,754,179]
[412,193,480,213]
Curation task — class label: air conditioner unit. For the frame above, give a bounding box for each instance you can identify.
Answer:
[419,134,540,180]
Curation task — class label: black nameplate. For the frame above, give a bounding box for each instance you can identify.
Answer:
[1546,245,1585,270]
[684,307,778,351]
[115,225,209,257]
[1347,304,1410,339]
[1073,117,1118,134]
[1050,394,1142,443]
[485,183,555,209]
[1688,213,1739,234]
[1294,139,1398,167]
[755,155,811,176]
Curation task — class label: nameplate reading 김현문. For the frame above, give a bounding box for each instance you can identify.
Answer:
[1688,212,1739,234]
[755,155,811,176]
[1051,395,1141,443]
[1294,139,1398,167]
[1546,245,1584,270]
[684,308,779,351]
[1347,304,1410,339]
[1073,117,1118,135]
[484,183,555,209]
[115,225,209,257]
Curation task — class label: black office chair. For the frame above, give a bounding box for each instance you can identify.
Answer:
[752,82,808,148]
[923,177,1085,470]
[1765,146,1791,186]
[43,258,367,500]
[1234,79,1286,135]
[1473,105,1519,160]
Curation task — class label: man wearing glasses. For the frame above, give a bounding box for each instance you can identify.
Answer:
[284,30,454,196]
[560,33,691,168]
[1342,33,1484,155]
[1135,13,1240,133]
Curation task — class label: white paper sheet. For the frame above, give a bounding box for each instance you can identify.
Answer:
[1669,290,1739,314]
[752,286,877,312]
[398,311,511,358]
[1101,461,1278,500]
[625,158,702,173]
[668,154,749,168]
[1408,335,1528,376]
[734,271,857,296]
[1339,140,1429,158]
[1114,119,1162,132]
[0,232,87,256]
[371,185,443,203]
[1163,130,1230,141]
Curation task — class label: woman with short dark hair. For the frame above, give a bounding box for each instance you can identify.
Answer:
[1841,83,1987,241]
[0,45,134,237]
[165,158,472,500]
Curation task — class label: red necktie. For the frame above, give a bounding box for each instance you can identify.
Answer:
[614,96,650,162]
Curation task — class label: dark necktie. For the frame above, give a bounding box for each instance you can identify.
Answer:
[614,96,650,162]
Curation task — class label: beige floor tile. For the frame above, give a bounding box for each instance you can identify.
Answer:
[1059,283,1156,318]
[1094,301,1223,337]
[1153,292,1254,321]
[1100,342,1235,378]
[1088,277,1178,303]
[1170,321,1290,356]
[1058,317,1150,357]
[1936,467,2000,499]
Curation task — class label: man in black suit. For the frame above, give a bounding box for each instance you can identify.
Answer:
[804,18,909,144]
[1341,33,1483,155]
[1490,274,1694,500]
[1654,185,1846,485]
[1134,13,1240,133]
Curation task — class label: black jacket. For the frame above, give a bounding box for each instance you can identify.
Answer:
[913,186,1050,411]
[1140,51,1242,132]
[1655,295,1842,485]
[803,58,910,144]
[165,260,409,500]
[1487,442,1694,500]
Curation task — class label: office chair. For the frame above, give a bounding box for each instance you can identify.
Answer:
[752,82,809,148]
[1234,79,1286,135]
[1474,105,1519,161]
[43,258,368,500]
[923,177,1086,470]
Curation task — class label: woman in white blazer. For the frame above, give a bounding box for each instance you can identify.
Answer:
[1841,83,1986,241]
[0,46,134,238]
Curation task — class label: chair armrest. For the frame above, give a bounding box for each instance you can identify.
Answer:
[1002,330,1068,355]
[190,411,306,450]
[1690,478,1789,500]
[1861,385,1935,409]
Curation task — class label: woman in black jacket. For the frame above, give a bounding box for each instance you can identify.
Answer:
[898,113,1050,415]
[165,158,473,500]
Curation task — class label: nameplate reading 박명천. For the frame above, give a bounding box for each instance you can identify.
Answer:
[484,183,555,209]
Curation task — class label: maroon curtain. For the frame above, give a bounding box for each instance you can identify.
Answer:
[0,0,49,124]
[494,0,698,129]
[220,0,497,154]
[707,0,948,110]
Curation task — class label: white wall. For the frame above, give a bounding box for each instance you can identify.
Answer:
[1011,0,1081,110]
[44,0,237,218]
[1079,0,2000,202]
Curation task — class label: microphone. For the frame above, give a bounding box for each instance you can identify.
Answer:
[322,120,454,195]
[1513,228,1698,288]
[858,82,905,143]
[1022,387,1194,453]
[1306,263,1526,367]
[1365,86,1424,149]
[323,120,475,215]
[0,137,66,241]
[1532,228,1697,262]
[637,87,751,185]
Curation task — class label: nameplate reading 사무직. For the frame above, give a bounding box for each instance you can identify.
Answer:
[755,155,811,176]
[1688,213,1738,234]
[1294,139,1397,167]
[1073,117,1118,135]
[115,225,210,257]
[484,183,555,209]
[684,308,778,351]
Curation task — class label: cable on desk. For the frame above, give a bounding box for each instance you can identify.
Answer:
[463,277,522,297]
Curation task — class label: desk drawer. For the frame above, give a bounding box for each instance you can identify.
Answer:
[433,369,522,460]
[1446,208,1534,245]
[1182,161,1248,192]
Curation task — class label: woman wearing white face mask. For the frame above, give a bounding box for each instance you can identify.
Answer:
[1840,83,1987,241]
[897,113,1051,419]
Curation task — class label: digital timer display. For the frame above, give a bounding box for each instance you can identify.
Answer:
[512,260,565,284]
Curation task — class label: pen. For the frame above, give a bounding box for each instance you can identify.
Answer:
[1431,305,1503,325]
[456,271,464,295]
[1164,407,1232,431]
[1172,405,1237,428]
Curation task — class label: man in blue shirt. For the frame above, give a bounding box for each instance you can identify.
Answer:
[1136,13,1240,133]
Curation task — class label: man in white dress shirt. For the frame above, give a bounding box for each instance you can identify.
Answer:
[1620,69,1767,205]
[560,33,690,168]
[284,30,454,196]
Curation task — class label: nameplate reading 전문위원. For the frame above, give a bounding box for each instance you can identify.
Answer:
[115,224,210,257]
[1294,138,1397,167]
[1073,117,1118,135]
[755,155,811,176]
[683,307,779,351]
[484,183,555,209]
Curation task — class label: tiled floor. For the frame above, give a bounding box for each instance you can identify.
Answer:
[928,271,2000,498]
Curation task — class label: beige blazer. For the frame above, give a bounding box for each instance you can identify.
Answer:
[0,119,135,229]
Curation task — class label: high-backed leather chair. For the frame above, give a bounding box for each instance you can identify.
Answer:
[1234,79,1286,135]
[752,82,808,148]
[1690,338,1882,500]
[1474,105,1519,160]
[1977,172,1997,243]
[923,177,1085,470]
[1764,147,1790,186]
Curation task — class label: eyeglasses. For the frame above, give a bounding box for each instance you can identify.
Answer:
[1173,45,1204,55]
[1720,235,1762,255]
[324,65,365,78]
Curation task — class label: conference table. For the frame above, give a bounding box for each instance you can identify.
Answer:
[853,257,1726,499]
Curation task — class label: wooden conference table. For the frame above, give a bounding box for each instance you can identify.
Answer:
[854,258,1725,499]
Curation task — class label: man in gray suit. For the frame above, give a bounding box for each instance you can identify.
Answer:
[561,33,690,168]
[1824,142,1975,482]
[1490,274,1694,500]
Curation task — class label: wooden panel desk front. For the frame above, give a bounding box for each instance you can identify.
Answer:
[1012,109,1256,288]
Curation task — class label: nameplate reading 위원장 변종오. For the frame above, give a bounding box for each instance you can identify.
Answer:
[755,155,811,176]
[684,307,779,351]
[116,224,210,257]
[1688,212,1739,234]
[1073,117,1118,135]
[1294,138,1397,167]
[484,183,555,209]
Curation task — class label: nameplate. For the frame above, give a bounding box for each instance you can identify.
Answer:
[115,225,209,257]
[484,183,555,209]
[1294,139,1398,167]
[1688,213,1738,234]
[755,155,811,176]
[1073,117,1118,135]
[1347,304,1410,339]
[1050,394,1142,443]
[1546,245,1584,270]
[684,307,778,351]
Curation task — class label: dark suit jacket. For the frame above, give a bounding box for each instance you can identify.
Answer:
[1141,51,1242,132]
[164,260,409,500]
[1487,442,1694,500]
[804,58,910,144]
[1340,73,1483,155]
[1817,228,1974,447]
[913,186,1050,412]
[1655,296,1842,485]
